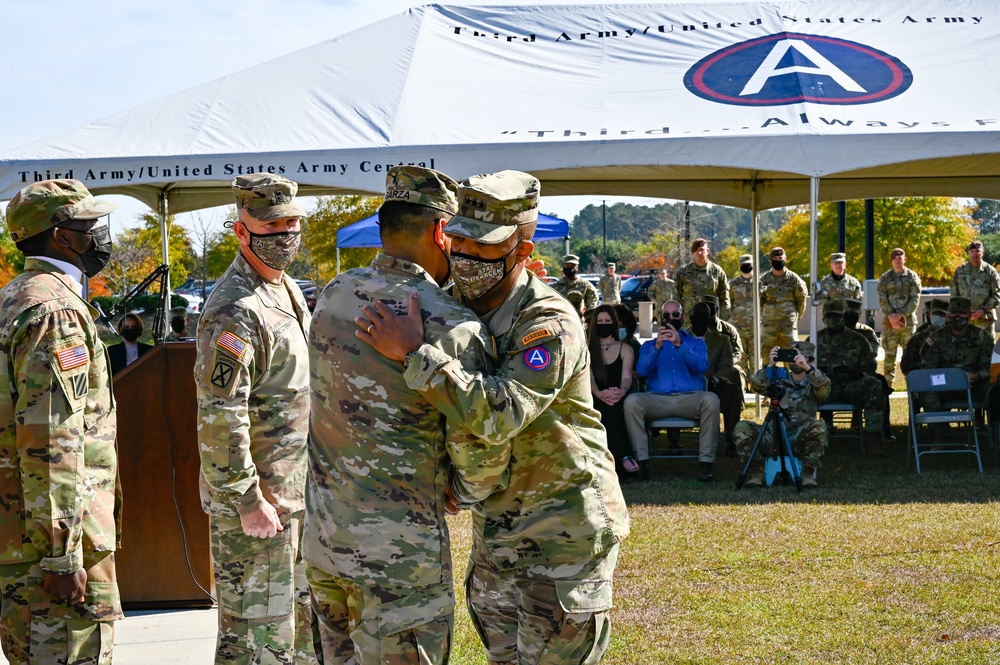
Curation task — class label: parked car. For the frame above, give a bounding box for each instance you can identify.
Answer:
[302,286,318,312]
[620,273,656,315]
[174,292,203,316]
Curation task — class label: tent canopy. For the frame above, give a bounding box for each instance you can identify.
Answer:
[3,1,1000,211]
[337,212,569,248]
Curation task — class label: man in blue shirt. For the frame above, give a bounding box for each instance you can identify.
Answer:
[623,300,721,481]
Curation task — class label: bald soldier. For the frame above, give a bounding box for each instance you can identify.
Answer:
[550,254,599,313]
[305,166,508,664]
[195,175,316,664]
[0,180,122,663]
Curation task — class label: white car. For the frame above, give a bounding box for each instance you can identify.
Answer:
[175,292,203,315]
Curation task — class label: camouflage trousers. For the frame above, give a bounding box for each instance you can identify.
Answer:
[734,419,829,469]
[307,565,453,665]
[759,323,797,369]
[735,326,755,380]
[465,544,618,665]
[0,552,121,665]
[827,376,885,434]
[210,514,317,664]
[880,327,913,386]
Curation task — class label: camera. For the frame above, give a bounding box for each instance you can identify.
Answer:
[775,348,798,362]
[764,383,786,400]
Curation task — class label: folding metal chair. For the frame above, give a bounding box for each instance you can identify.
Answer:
[906,368,983,474]
[646,417,700,461]
[817,402,866,455]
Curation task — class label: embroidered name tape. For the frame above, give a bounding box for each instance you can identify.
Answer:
[523,346,551,371]
[217,331,248,359]
[56,344,89,371]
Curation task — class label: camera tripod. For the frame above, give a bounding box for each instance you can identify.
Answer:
[735,388,803,491]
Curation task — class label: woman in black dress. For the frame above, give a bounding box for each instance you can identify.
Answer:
[588,305,638,481]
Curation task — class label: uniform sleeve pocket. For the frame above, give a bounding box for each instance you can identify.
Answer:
[216,529,295,620]
[377,583,454,638]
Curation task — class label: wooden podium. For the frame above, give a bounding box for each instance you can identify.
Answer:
[112,343,215,608]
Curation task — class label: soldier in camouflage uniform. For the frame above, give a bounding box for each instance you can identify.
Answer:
[877,248,922,388]
[550,253,599,313]
[194,175,316,665]
[729,253,756,376]
[844,298,878,354]
[951,240,1000,333]
[919,296,994,411]
[646,268,676,323]
[359,171,629,665]
[734,342,830,488]
[816,300,886,450]
[0,180,123,664]
[165,306,190,341]
[816,252,863,313]
[900,297,949,377]
[675,238,730,319]
[598,263,622,304]
[759,247,807,364]
[305,166,510,664]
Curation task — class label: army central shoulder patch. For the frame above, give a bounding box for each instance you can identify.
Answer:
[523,346,551,371]
[211,359,236,390]
[521,329,552,346]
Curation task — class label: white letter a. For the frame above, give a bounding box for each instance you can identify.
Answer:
[740,39,865,96]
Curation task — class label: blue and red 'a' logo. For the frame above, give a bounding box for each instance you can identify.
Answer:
[684,32,912,106]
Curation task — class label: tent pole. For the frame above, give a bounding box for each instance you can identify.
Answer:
[750,177,761,418]
[809,177,819,347]
[160,191,171,344]
[336,247,341,275]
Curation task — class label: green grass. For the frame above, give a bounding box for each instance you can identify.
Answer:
[445,399,1000,664]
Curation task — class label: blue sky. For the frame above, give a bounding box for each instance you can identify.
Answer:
[1,0,666,236]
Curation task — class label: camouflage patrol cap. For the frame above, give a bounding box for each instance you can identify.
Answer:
[169,306,187,320]
[444,170,539,245]
[927,297,949,313]
[824,299,846,315]
[948,296,972,314]
[844,298,863,312]
[738,254,754,265]
[563,254,580,265]
[967,240,984,251]
[383,166,459,215]
[232,174,305,221]
[791,341,815,358]
[700,294,720,307]
[890,247,905,258]
[830,252,846,263]
[769,246,786,258]
[607,263,616,269]
[6,179,117,242]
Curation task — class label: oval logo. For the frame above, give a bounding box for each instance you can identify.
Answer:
[684,32,912,106]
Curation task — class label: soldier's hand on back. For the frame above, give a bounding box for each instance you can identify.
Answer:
[356,291,425,361]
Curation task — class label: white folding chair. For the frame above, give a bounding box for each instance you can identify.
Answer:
[906,368,983,474]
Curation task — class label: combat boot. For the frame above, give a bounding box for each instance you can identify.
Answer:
[744,463,764,487]
[801,465,818,489]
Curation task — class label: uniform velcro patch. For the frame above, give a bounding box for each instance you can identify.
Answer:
[521,328,552,346]
[216,330,248,359]
[523,346,551,370]
[56,344,89,370]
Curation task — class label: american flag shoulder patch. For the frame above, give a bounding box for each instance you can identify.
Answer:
[56,343,90,371]
[216,330,248,359]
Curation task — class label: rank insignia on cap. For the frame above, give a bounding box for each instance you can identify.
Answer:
[56,344,89,371]
[523,346,551,371]
[216,331,248,359]
[521,328,552,346]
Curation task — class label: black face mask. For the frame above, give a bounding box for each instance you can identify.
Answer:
[595,323,616,339]
[739,263,752,275]
[771,259,786,271]
[824,314,845,332]
[564,267,578,278]
[170,319,186,334]
[843,311,860,327]
[121,328,141,343]
[950,316,969,330]
[63,225,113,277]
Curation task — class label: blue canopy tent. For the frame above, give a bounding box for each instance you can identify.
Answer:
[336,212,570,272]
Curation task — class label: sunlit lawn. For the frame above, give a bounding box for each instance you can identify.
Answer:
[446,397,1000,664]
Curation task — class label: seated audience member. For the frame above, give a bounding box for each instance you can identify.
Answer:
[165,306,190,341]
[690,301,744,458]
[108,312,153,374]
[624,300,720,482]
[589,305,639,482]
[900,297,949,377]
[843,298,878,354]
[918,296,993,411]
[734,342,830,488]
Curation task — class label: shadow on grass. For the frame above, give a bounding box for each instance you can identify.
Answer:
[627,432,1000,506]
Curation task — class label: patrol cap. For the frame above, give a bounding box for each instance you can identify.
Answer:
[383,166,459,215]
[769,246,785,258]
[738,254,754,265]
[948,296,972,314]
[700,294,720,307]
[791,341,815,358]
[890,247,905,258]
[824,299,846,315]
[232,174,305,221]
[444,170,539,245]
[169,306,187,320]
[607,263,616,269]
[844,298,863,312]
[563,254,580,266]
[967,240,984,251]
[927,297,949,313]
[6,179,117,242]
[829,252,846,263]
